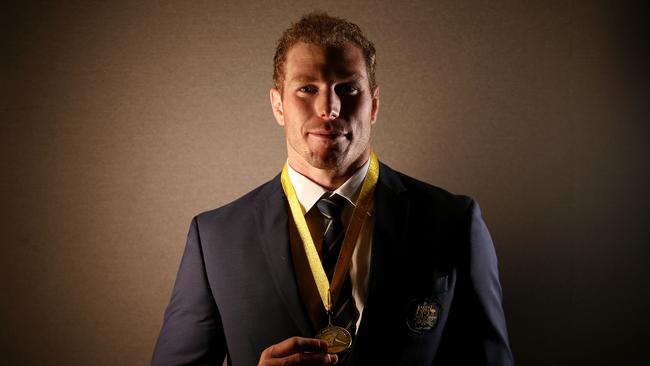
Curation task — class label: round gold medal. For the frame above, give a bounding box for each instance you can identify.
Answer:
[315,325,352,353]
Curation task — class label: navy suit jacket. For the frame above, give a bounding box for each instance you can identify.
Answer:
[152,162,514,365]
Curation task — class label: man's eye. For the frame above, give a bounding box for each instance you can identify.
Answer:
[298,86,317,94]
[338,84,359,95]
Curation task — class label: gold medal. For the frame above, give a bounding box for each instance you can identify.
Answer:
[281,151,379,353]
[315,325,352,353]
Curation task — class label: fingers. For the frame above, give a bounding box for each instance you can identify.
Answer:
[273,352,338,365]
[269,337,328,358]
[259,336,339,365]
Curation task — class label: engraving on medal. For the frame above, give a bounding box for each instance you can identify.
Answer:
[315,325,352,353]
[406,299,440,333]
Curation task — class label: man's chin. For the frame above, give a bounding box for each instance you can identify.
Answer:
[305,153,343,170]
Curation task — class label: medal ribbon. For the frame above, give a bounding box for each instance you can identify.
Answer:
[281,151,379,312]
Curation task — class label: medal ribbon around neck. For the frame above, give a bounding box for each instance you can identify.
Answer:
[281,151,379,313]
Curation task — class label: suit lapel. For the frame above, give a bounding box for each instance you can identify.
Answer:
[365,162,409,307]
[349,163,410,362]
[254,176,312,336]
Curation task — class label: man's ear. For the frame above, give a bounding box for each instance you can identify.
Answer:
[270,88,285,126]
[370,85,380,125]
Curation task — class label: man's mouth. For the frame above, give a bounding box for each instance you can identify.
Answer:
[308,130,347,139]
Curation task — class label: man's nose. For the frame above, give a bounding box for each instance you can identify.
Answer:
[317,88,340,120]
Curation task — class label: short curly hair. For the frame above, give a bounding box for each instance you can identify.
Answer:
[273,12,377,93]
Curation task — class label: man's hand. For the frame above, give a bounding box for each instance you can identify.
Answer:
[258,336,338,365]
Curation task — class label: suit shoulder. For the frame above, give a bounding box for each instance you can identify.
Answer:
[385,164,474,215]
[194,174,282,225]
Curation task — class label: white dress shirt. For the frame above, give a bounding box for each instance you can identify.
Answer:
[286,158,374,333]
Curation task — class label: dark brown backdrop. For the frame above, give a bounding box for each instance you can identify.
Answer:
[2,1,648,365]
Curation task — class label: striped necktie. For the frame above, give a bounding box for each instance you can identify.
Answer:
[316,194,360,336]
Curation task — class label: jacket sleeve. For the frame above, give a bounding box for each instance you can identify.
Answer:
[465,200,514,365]
[151,217,227,366]
[435,199,515,365]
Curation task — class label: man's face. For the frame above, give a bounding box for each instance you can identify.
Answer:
[270,41,379,173]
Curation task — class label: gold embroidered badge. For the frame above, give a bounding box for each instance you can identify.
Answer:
[406,299,440,333]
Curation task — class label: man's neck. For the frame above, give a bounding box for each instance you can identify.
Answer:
[287,150,370,191]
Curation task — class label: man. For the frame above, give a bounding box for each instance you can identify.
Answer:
[152,12,513,366]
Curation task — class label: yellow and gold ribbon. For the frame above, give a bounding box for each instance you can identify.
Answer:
[281,152,379,312]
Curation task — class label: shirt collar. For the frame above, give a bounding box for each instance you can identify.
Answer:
[286,157,371,213]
